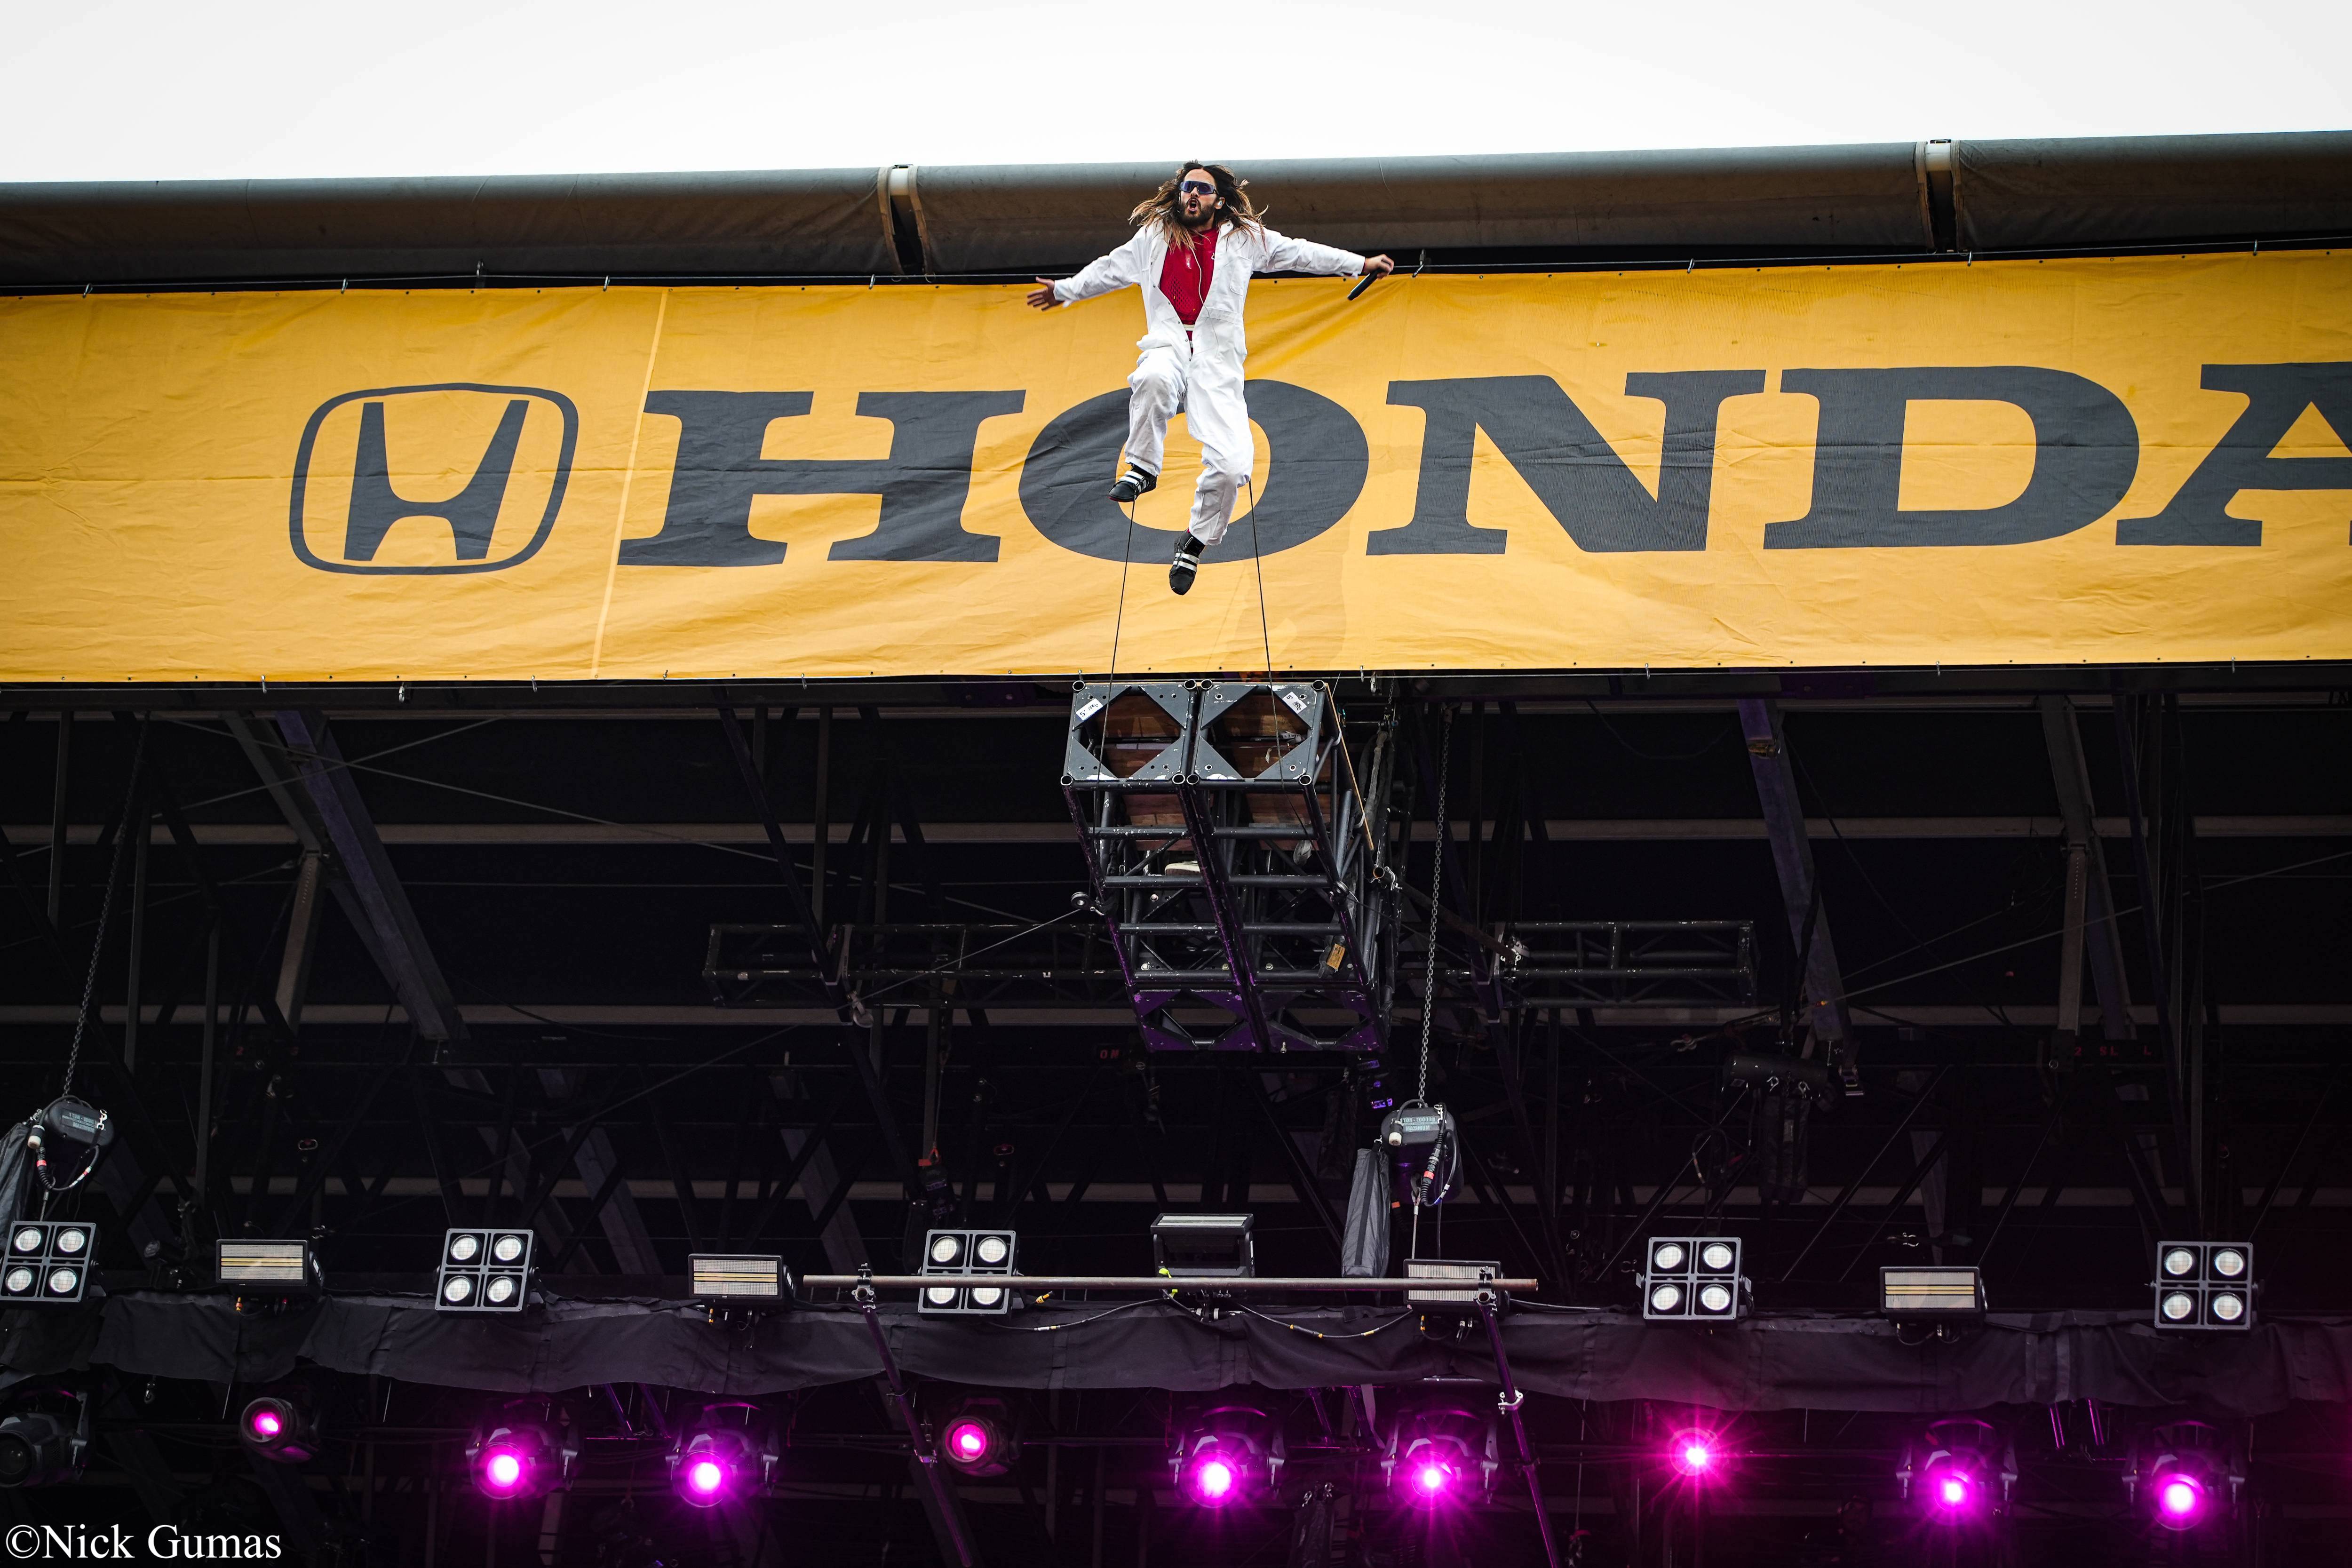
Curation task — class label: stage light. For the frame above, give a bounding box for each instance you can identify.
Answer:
[690,1254,790,1301]
[4,1221,95,1306]
[1669,1429,1723,1480]
[1640,1235,1745,1321]
[2128,1421,2241,1531]
[467,1409,573,1502]
[216,1240,321,1297]
[667,1403,779,1509]
[935,1396,1017,1478]
[0,1391,89,1489]
[1381,1402,1497,1505]
[238,1393,318,1465]
[1900,1419,2015,1523]
[1881,1266,1986,1322]
[1152,1214,1256,1279]
[438,1228,534,1314]
[918,1228,1018,1315]
[2151,1240,2254,1330]
[1171,1405,1283,1507]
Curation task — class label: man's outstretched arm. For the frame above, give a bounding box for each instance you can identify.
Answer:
[1257,229,1393,279]
[1026,229,1154,311]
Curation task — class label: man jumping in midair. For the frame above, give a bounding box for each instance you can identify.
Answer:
[1028,161,1392,595]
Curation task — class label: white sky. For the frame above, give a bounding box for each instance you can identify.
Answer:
[0,0,2345,183]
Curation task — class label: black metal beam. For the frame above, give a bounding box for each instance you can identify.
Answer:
[1735,699,1856,1089]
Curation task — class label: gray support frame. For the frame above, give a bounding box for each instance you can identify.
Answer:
[1735,700,1857,1089]
[2036,697,2137,1043]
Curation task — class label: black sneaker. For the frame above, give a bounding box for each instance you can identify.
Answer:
[1168,534,1205,595]
[1109,466,1159,504]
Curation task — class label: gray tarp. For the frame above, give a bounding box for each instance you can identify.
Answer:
[0,167,893,286]
[8,1293,2351,1414]
[3,132,2348,287]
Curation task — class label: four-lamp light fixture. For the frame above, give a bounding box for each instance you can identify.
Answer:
[437,1228,534,1314]
[918,1228,1019,1315]
[2153,1241,2254,1331]
[1640,1237,1746,1321]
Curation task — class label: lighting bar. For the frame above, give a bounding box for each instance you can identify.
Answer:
[690,1255,789,1300]
[3,1221,95,1306]
[1880,1266,1985,1321]
[803,1273,1541,1292]
[217,1240,321,1295]
[1150,1214,1256,1279]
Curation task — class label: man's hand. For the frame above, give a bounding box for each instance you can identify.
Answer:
[1027,278,1062,310]
[1359,255,1396,278]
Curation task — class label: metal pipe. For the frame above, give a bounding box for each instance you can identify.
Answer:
[1478,1293,1561,1568]
[803,1274,1540,1292]
[855,1281,979,1568]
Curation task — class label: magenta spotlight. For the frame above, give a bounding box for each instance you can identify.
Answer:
[236,1394,317,1465]
[468,1410,572,1502]
[1937,1474,1971,1509]
[1171,1405,1282,1508]
[2131,1421,2240,1531]
[2157,1475,2203,1523]
[1903,1418,2012,1524]
[480,1447,528,1497]
[668,1404,778,1509]
[935,1397,1017,1478]
[1192,1456,1238,1503]
[1669,1430,1719,1479]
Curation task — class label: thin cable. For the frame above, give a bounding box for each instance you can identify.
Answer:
[1107,495,1137,682]
[982,1298,1158,1333]
[1244,478,1273,676]
[61,720,148,1098]
[1418,707,1454,1107]
[1235,1306,1414,1339]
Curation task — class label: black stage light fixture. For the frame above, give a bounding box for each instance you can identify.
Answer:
[1900,1418,2017,1523]
[1380,1401,1498,1506]
[690,1254,791,1302]
[4,1219,96,1306]
[918,1228,1018,1315]
[1152,1214,1256,1279]
[469,1405,576,1502]
[238,1392,319,1465]
[936,1395,1019,1478]
[2127,1420,2242,1532]
[1640,1236,1746,1321]
[1881,1266,1986,1323]
[1171,1404,1284,1507]
[217,1239,323,1301]
[437,1228,534,1313]
[0,1390,90,1489]
[2154,1241,2254,1331]
[668,1402,779,1508]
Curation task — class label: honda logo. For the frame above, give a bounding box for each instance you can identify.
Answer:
[289,382,577,573]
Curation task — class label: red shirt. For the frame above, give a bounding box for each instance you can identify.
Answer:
[1157,229,1218,326]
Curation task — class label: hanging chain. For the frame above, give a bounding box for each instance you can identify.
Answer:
[1417,706,1454,1106]
[61,720,149,1100]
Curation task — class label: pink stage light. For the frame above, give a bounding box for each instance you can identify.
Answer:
[948,1422,991,1464]
[2156,1475,2205,1528]
[482,1449,525,1495]
[1668,1430,1721,1480]
[249,1409,283,1439]
[687,1458,727,1497]
[1192,1457,1237,1503]
[1417,1463,1451,1495]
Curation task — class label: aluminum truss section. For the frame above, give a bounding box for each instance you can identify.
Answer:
[1062,680,1396,1053]
[706,921,1130,1010]
[1491,920,1757,1009]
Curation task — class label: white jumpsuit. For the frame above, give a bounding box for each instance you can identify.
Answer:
[1052,223,1366,547]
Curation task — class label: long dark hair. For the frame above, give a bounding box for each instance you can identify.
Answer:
[1129,160,1263,248]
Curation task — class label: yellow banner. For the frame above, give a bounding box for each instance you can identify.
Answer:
[4,252,2350,682]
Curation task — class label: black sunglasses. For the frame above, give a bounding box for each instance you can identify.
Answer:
[1178,180,1217,196]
